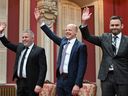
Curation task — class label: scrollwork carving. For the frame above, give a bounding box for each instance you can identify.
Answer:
[37,0,58,27]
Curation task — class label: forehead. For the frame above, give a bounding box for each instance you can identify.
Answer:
[66,24,76,30]
[22,33,30,37]
[110,19,121,24]
[66,25,73,29]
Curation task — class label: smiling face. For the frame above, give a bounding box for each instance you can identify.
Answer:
[64,24,78,40]
[109,16,123,35]
[22,29,34,47]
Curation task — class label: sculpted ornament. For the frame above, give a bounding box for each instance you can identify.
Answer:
[37,0,58,27]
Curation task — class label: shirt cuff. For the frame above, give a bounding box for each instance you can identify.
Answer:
[80,24,87,28]
[0,33,5,37]
[40,22,45,27]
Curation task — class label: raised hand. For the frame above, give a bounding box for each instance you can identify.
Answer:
[82,7,92,24]
[34,8,41,21]
[0,22,6,33]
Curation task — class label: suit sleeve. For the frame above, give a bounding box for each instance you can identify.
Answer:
[0,35,17,52]
[79,25,102,46]
[36,48,47,87]
[75,44,87,87]
[40,24,62,46]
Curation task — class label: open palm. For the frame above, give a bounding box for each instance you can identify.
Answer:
[82,7,92,21]
[0,22,6,32]
[34,8,41,21]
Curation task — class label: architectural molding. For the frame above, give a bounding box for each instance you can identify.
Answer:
[0,0,8,83]
[19,0,30,41]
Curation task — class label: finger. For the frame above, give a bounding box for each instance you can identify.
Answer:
[89,13,92,16]
[0,22,6,27]
[83,7,87,13]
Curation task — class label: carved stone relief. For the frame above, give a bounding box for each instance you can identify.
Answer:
[37,0,58,27]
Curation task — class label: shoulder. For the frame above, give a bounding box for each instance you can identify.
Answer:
[122,34,128,38]
[17,43,24,48]
[75,40,87,48]
[33,45,45,52]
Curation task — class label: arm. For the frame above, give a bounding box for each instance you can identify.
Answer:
[75,44,87,86]
[72,44,87,95]
[0,22,17,52]
[34,8,61,46]
[34,48,47,93]
[80,7,101,46]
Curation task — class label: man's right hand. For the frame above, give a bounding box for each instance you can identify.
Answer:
[82,7,92,25]
[0,22,6,33]
[34,8,41,22]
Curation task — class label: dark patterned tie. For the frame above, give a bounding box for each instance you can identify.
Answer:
[112,35,118,55]
[110,36,118,70]
[59,42,70,74]
[19,47,28,78]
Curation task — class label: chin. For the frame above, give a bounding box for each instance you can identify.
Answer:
[24,44,28,46]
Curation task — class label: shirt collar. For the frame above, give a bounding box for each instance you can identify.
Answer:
[112,32,122,39]
[27,43,34,49]
[68,38,76,44]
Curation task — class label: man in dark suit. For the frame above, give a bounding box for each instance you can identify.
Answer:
[0,22,47,96]
[34,8,87,96]
[79,7,128,96]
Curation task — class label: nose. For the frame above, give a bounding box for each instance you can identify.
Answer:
[22,37,26,41]
[113,25,117,28]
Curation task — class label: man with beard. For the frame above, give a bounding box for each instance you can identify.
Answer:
[79,7,128,96]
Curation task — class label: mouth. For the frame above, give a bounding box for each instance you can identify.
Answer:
[112,29,118,32]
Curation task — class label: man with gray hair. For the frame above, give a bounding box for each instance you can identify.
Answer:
[0,22,47,96]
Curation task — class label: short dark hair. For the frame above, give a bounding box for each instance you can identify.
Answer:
[110,16,123,23]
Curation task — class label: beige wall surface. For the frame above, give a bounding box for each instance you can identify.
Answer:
[0,0,8,83]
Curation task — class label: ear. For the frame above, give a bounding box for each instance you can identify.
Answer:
[121,24,124,29]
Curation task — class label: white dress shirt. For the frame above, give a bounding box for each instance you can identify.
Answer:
[112,32,122,54]
[17,43,34,78]
[62,38,76,73]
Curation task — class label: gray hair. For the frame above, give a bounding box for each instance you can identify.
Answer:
[23,29,34,37]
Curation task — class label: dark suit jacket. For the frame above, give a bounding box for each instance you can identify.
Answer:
[0,36,47,89]
[41,24,87,88]
[80,25,128,84]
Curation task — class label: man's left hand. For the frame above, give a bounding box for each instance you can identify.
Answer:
[34,85,42,93]
[72,85,80,96]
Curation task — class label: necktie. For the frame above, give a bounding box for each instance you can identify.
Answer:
[19,47,28,78]
[59,42,70,74]
[109,36,118,70]
[112,35,118,55]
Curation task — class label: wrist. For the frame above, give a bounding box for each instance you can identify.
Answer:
[82,20,87,26]
[0,32,5,37]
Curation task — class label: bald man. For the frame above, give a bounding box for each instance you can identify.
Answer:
[34,8,87,96]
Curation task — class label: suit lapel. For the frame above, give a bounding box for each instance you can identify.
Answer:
[15,44,25,69]
[69,39,78,62]
[17,44,25,59]
[27,45,36,59]
[105,34,115,56]
[116,35,125,55]
[57,39,68,68]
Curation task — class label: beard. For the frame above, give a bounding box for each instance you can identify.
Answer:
[111,29,121,35]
